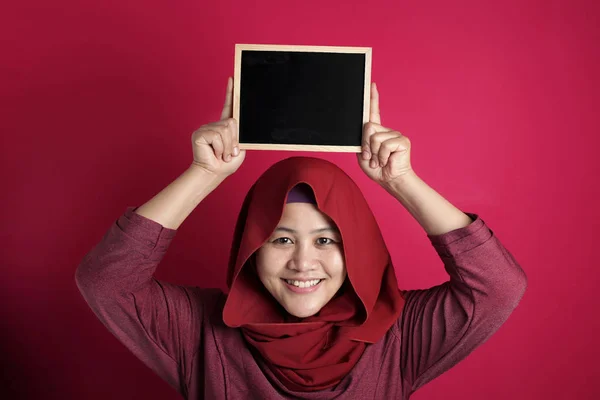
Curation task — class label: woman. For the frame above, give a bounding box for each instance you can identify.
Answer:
[76,77,527,399]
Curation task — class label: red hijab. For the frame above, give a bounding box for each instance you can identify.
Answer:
[223,157,405,392]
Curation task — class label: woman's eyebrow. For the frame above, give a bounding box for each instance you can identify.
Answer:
[274,227,339,234]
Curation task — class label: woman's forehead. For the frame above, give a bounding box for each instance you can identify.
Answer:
[278,203,339,230]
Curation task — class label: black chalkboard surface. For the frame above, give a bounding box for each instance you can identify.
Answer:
[233,44,372,152]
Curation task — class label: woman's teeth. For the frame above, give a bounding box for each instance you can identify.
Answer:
[285,279,322,288]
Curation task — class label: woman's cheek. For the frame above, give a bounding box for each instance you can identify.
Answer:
[325,249,346,278]
[256,248,286,278]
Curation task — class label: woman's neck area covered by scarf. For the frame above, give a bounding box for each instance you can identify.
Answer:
[222,156,405,392]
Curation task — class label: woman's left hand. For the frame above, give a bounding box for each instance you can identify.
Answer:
[357,83,414,186]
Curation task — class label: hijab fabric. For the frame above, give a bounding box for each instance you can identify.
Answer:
[222,157,405,392]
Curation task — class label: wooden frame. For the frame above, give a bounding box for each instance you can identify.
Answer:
[233,44,372,152]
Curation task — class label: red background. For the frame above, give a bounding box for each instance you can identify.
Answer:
[2,0,599,399]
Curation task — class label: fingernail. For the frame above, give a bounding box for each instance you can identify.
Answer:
[233,146,239,156]
[362,150,370,160]
[225,154,231,162]
[370,159,377,168]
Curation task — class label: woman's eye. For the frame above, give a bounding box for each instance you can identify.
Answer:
[317,238,335,245]
[274,237,292,244]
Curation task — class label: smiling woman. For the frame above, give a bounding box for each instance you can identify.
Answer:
[75,77,527,399]
[221,157,406,392]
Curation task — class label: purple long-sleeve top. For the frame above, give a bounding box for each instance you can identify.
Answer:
[75,207,527,399]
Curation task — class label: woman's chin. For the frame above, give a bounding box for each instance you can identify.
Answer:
[284,304,322,319]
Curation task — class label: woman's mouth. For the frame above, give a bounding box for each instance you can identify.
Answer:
[282,279,323,293]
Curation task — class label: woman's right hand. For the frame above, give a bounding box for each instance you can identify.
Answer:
[191,76,245,178]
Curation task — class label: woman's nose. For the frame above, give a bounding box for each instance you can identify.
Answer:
[289,244,317,271]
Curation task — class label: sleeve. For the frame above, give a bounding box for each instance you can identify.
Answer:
[75,206,207,396]
[398,212,528,394]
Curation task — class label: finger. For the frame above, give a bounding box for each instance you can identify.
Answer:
[370,82,381,125]
[199,129,225,160]
[370,131,400,168]
[220,77,233,121]
[220,119,234,162]
[362,121,391,161]
[208,118,239,157]
[230,118,240,156]
[378,136,407,167]
[204,119,231,128]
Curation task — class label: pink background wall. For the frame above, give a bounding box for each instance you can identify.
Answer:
[2,0,599,398]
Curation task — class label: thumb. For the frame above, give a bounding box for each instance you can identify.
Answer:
[220,77,233,121]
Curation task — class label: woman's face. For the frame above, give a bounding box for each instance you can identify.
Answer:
[255,202,347,318]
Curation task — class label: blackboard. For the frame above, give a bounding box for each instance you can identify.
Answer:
[233,44,372,152]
